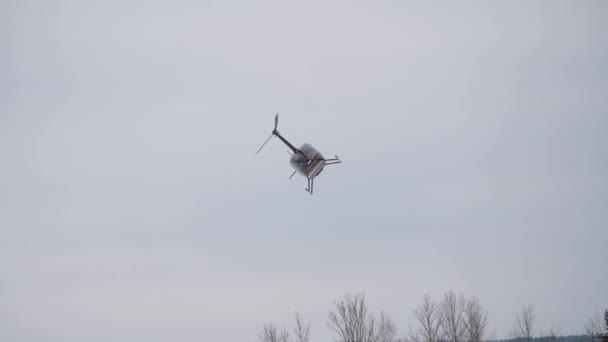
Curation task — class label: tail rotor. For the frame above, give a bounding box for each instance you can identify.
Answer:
[256,113,279,154]
[256,133,274,154]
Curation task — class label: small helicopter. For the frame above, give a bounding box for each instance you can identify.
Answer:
[256,113,341,194]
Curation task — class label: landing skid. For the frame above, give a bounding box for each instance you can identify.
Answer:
[324,155,341,165]
[304,156,341,195]
[306,178,314,195]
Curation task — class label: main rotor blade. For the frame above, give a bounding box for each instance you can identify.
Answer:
[256,133,274,154]
[274,113,279,132]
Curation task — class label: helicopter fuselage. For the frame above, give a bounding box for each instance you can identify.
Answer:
[290,143,325,178]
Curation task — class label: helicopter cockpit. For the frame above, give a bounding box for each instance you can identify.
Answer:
[289,143,325,177]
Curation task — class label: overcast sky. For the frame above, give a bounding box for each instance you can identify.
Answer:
[1,1,607,341]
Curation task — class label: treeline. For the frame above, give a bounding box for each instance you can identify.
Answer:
[497,336,591,342]
[258,291,607,342]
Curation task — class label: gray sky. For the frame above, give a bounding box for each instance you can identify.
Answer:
[1,1,607,341]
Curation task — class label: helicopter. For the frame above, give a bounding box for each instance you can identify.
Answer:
[256,113,341,194]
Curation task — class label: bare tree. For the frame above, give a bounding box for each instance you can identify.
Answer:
[410,294,443,342]
[584,310,604,340]
[511,305,535,342]
[328,293,371,342]
[548,327,561,342]
[294,312,311,342]
[464,297,488,342]
[372,311,398,342]
[259,324,290,342]
[327,293,397,342]
[439,291,466,342]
